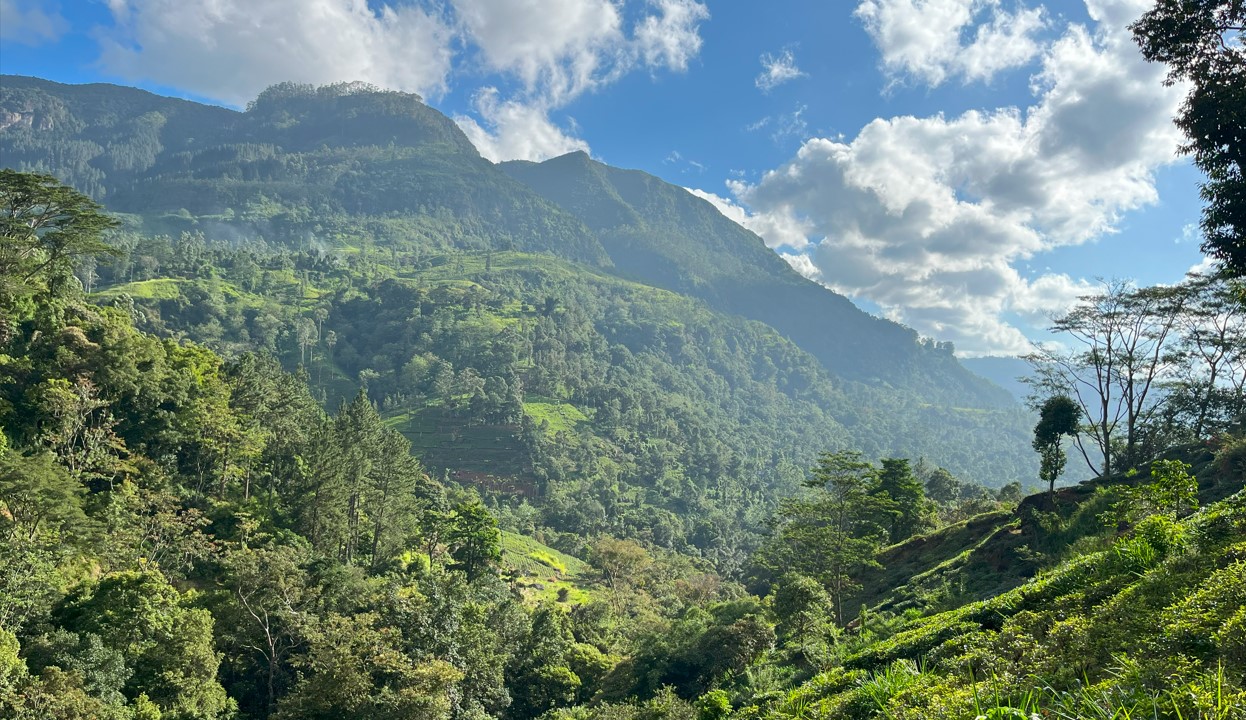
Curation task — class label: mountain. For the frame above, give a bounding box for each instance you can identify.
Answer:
[6,78,1242,720]
[961,355,1034,402]
[0,76,608,264]
[0,76,1036,519]
[502,152,1011,407]
[3,76,1005,402]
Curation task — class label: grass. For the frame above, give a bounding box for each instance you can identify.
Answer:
[93,277,277,309]
[93,278,184,301]
[501,531,593,606]
[523,397,589,435]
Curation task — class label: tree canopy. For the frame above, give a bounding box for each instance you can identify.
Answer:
[1132,0,1246,274]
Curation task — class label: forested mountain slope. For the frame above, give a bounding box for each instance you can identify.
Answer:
[502,152,1009,406]
[2,159,1243,720]
[2,75,1006,403]
[0,76,1037,514]
[81,236,1036,562]
[0,75,608,264]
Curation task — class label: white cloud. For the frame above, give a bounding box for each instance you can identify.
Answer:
[97,0,456,107]
[0,0,67,45]
[855,0,1047,86]
[452,0,708,161]
[685,187,813,250]
[768,105,809,144]
[755,48,805,92]
[451,0,624,104]
[781,252,821,280]
[1187,255,1220,276]
[730,0,1184,356]
[455,88,589,162]
[89,0,709,162]
[635,0,711,71]
[1009,272,1095,319]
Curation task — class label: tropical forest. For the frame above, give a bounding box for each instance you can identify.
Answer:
[0,0,1243,718]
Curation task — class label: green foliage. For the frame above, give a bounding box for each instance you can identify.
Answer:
[1033,395,1081,494]
[448,497,503,581]
[0,449,88,543]
[273,612,461,720]
[0,77,1242,720]
[54,571,234,719]
[0,168,120,308]
[1132,1,1246,275]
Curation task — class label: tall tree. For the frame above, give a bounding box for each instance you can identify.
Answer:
[1133,1,1246,275]
[0,170,119,306]
[1164,274,1246,438]
[872,458,931,544]
[447,499,502,582]
[754,451,888,625]
[1025,281,1183,477]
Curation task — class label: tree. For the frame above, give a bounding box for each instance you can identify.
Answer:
[53,571,234,719]
[274,612,460,720]
[506,604,581,719]
[872,458,932,543]
[1133,2,1246,275]
[770,573,832,668]
[1114,459,1199,523]
[0,170,119,304]
[0,450,88,543]
[590,536,652,594]
[1025,281,1183,478]
[1164,274,1246,438]
[754,451,888,625]
[446,499,502,581]
[218,543,316,715]
[1033,395,1081,497]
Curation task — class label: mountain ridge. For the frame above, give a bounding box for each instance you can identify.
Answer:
[0,76,1033,492]
[2,75,1007,405]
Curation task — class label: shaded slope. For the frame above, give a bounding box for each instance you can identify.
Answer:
[502,152,1012,407]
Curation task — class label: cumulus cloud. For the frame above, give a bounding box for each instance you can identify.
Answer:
[451,0,624,103]
[724,0,1184,355]
[855,0,1047,86]
[455,87,589,162]
[0,0,67,45]
[781,252,821,280]
[98,0,456,106]
[87,0,708,161]
[635,0,711,71]
[685,187,813,250]
[455,0,709,161]
[755,48,805,92]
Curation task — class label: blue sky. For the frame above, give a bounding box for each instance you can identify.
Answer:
[0,0,1208,355]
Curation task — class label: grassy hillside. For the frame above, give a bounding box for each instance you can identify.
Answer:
[501,531,594,605]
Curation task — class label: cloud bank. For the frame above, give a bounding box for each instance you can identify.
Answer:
[707,0,1183,356]
[855,0,1048,86]
[99,0,456,106]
